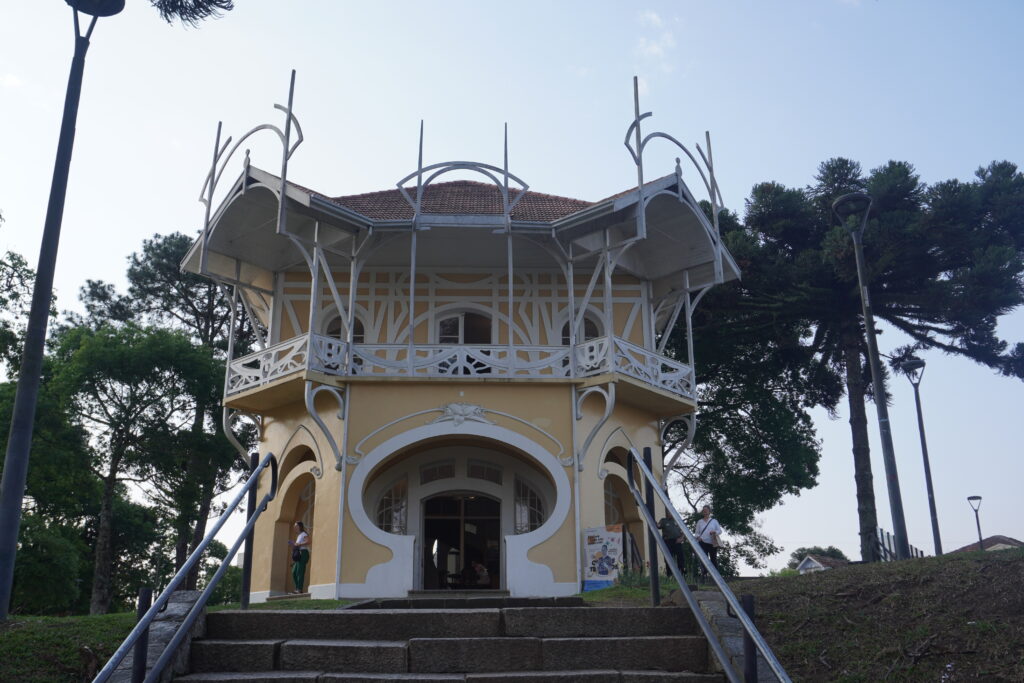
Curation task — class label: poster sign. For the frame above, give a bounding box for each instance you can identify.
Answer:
[583,524,623,591]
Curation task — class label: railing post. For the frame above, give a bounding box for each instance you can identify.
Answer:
[741,593,757,683]
[643,447,660,607]
[131,587,152,683]
[240,452,257,609]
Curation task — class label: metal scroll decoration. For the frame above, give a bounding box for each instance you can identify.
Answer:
[623,76,724,285]
[304,381,346,472]
[198,70,305,280]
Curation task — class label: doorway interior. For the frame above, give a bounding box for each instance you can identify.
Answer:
[421,493,500,590]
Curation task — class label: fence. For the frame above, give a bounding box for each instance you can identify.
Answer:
[874,527,926,562]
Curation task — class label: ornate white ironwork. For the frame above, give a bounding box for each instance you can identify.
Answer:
[310,335,347,374]
[349,344,572,379]
[304,381,346,472]
[226,332,694,403]
[226,335,309,395]
[608,337,695,398]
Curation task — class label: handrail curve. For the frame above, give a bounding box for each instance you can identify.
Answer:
[627,449,790,683]
[93,452,279,683]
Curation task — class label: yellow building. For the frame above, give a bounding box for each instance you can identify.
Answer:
[182,78,739,601]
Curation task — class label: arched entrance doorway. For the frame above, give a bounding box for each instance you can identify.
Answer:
[272,471,316,595]
[362,440,555,592]
[421,493,501,590]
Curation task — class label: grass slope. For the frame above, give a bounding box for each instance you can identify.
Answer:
[740,549,1024,681]
[0,598,353,683]
[0,612,136,683]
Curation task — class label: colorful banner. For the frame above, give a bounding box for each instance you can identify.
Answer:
[582,524,623,591]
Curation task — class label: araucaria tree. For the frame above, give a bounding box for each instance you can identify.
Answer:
[731,159,1024,560]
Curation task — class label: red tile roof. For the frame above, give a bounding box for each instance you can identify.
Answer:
[332,180,593,222]
[805,554,849,569]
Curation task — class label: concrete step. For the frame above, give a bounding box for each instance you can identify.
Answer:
[267,592,311,602]
[406,636,707,674]
[206,609,503,640]
[176,672,722,682]
[205,606,693,641]
[502,607,697,637]
[190,640,283,673]
[350,596,584,610]
[280,639,407,673]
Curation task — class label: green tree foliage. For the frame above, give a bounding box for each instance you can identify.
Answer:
[703,158,1024,562]
[664,210,837,569]
[786,545,850,569]
[51,324,221,613]
[71,232,244,591]
[150,0,234,26]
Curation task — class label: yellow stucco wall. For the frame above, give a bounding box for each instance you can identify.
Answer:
[246,359,669,596]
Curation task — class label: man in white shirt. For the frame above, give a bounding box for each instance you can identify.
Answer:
[694,505,722,577]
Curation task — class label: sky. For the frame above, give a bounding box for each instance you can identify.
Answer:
[1,1,1022,572]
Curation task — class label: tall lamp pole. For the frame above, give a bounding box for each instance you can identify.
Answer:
[833,192,911,561]
[967,496,984,551]
[901,358,942,555]
[0,0,124,621]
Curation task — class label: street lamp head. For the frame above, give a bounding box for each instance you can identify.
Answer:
[66,0,125,17]
[967,495,982,511]
[900,357,926,384]
[832,192,873,236]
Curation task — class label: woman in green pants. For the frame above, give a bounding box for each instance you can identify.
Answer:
[288,521,311,594]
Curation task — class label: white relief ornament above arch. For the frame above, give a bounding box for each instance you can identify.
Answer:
[353,402,565,465]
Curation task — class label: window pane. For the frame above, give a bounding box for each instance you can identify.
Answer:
[514,478,546,534]
[439,317,460,344]
[468,461,502,485]
[463,313,491,344]
[326,316,343,338]
[353,318,365,344]
[421,461,455,485]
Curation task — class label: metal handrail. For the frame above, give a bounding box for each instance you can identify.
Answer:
[93,452,279,683]
[627,449,790,683]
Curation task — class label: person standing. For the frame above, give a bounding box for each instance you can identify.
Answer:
[695,505,722,578]
[657,515,686,576]
[288,521,311,594]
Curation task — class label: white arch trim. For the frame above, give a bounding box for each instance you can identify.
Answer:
[343,421,574,598]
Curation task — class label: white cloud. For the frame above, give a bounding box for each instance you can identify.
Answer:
[637,32,676,60]
[638,10,663,28]
[636,76,650,97]
[0,74,23,88]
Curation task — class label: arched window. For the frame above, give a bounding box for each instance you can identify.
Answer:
[376,478,407,534]
[514,477,546,534]
[561,316,600,345]
[325,314,364,343]
[438,312,491,344]
[604,478,623,525]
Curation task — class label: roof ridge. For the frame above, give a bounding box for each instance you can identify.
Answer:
[333,179,590,205]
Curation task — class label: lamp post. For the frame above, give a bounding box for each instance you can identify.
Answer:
[901,358,942,555]
[0,0,125,621]
[967,495,984,551]
[833,192,911,561]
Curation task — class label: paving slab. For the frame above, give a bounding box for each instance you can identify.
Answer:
[409,637,543,673]
[541,636,707,672]
[279,639,407,673]
[188,640,282,672]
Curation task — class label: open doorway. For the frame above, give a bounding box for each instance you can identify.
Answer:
[421,493,500,590]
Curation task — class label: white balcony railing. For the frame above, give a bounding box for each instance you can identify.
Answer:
[225,333,695,400]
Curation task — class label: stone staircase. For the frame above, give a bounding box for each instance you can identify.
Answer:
[174,601,724,682]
